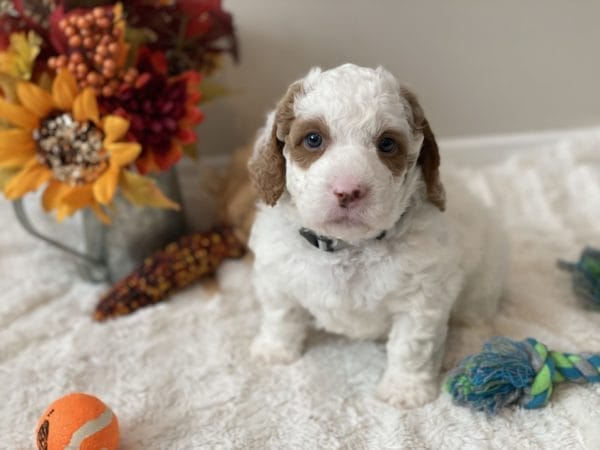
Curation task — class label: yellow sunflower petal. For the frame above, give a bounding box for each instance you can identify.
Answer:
[4,158,51,199]
[0,148,35,168]
[0,128,34,150]
[0,97,38,129]
[52,69,78,111]
[106,142,141,167]
[61,183,94,204]
[0,127,33,150]
[0,129,35,167]
[55,184,94,221]
[91,201,111,224]
[102,115,130,143]
[93,165,119,205]
[55,205,68,221]
[42,179,71,212]
[56,203,79,222]
[72,88,99,125]
[16,81,54,118]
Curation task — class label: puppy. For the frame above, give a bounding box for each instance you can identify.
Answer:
[247,64,506,408]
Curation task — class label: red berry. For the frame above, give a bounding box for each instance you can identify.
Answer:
[68,35,82,47]
[83,37,95,49]
[70,52,83,63]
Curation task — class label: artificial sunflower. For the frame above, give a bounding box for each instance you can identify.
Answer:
[0,69,177,222]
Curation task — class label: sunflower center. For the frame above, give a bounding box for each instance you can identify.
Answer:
[33,113,108,185]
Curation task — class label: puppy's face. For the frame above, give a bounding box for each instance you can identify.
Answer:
[249,64,444,242]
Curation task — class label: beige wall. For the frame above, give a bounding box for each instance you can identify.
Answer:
[196,0,600,156]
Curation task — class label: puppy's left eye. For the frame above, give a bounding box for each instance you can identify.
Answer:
[377,136,398,154]
[303,132,324,150]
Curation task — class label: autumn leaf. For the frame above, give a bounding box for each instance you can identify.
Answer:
[124,26,157,67]
[119,170,180,210]
[0,31,42,81]
[198,78,230,104]
[0,167,19,190]
[182,143,198,159]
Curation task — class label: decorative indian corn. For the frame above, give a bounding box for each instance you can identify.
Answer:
[94,227,245,321]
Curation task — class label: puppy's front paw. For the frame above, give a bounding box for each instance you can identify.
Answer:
[250,334,302,365]
[376,372,439,409]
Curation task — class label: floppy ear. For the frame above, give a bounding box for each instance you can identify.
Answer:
[400,87,446,211]
[248,81,303,206]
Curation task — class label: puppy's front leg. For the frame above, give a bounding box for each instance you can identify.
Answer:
[251,292,310,364]
[377,300,451,409]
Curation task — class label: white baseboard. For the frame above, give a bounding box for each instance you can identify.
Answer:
[440,126,600,165]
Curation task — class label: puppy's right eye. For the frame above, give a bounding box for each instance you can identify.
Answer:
[303,132,323,150]
[377,136,398,154]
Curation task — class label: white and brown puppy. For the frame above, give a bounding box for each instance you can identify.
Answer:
[247,64,506,408]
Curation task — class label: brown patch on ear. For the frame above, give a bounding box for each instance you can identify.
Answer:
[248,81,303,206]
[248,123,286,206]
[417,121,445,211]
[400,87,446,211]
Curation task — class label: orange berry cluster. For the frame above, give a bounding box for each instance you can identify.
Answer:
[48,6,138,97]
[94,228,246,321]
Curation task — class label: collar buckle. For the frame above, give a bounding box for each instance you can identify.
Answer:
[299,228,386,253]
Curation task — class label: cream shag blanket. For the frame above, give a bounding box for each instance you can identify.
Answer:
[2,134,600,450]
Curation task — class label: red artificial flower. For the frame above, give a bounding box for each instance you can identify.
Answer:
[100,48,203,174]
[177,0,233,40]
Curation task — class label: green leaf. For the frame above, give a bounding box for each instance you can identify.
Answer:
[0,167,19,190]
[119,170,180,211]
[124,26,157,67]
[182,144,198,160]
[198,79,230,104]
[0,73,18,102]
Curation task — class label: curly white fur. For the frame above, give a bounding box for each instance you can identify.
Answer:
[248,64,507,408]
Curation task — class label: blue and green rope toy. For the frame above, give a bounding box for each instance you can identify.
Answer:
[446,336,600,413]
[446,248,600,413]
[559,246,600,306]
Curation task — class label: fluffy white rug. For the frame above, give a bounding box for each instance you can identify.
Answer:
[2,133,600,449]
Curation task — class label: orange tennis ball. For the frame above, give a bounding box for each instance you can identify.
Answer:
[35,392,119,450]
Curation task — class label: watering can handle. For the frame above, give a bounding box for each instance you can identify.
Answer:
[12,198,105,267]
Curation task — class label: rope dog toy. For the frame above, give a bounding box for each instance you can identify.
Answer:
[446,336,600,413]
[559,247,600,306]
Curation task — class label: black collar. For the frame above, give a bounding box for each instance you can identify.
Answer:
[299,228,386,252]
